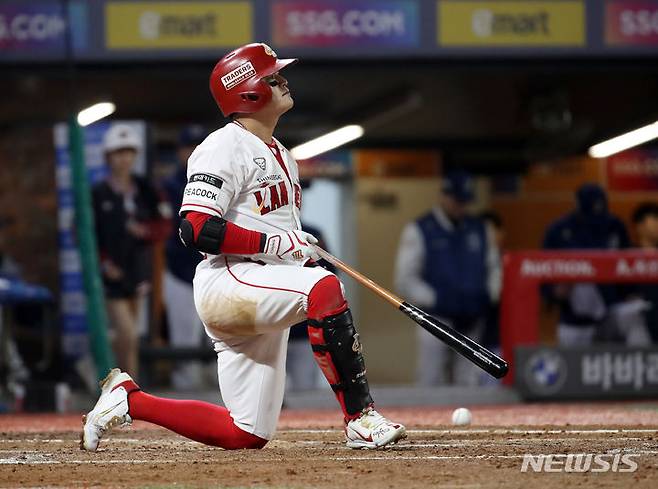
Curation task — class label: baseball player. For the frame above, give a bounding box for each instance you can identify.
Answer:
[82,43,406,451]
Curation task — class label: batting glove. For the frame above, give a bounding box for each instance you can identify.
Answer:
[260,230,321,265]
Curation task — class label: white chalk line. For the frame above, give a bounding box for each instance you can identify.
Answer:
[282,428,658,435]
[3,450,658,465]
[2,428,656,443]
[331,449,658,461]
[0,437,648,451]
[1,438,651,455]
[1,435,652,448]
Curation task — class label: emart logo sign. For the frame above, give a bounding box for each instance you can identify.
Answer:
[521,453,638,473]
[438,1,585,47]
[138,10,217,40]
[106,1,251,49]
[471,8,549,38]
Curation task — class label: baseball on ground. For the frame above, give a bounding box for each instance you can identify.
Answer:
[451,407,472,426]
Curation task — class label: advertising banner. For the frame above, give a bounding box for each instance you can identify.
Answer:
[524,156,603,193]
[272,0,419,47]
[438,0,585,47]
[501,250,658,385]
[0,0,87,57]
[298,150,352,179]
[105,1,252,49]
[516,346,658,399]
[606,1,658,45]
[606,148,658,191]
[354,149,440,177]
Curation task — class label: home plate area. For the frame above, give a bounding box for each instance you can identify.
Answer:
[1,404,658,488]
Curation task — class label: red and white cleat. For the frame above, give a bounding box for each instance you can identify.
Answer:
[345,408,407,449]
[80,368,134,451]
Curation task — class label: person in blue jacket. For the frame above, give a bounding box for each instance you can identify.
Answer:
[542,183,630,345]
[395,170,499,386]
[162,125,207,389]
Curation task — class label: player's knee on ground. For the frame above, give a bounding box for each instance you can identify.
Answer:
[219,423,268,450]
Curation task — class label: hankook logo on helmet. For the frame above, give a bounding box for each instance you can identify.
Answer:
[221,61,256,90]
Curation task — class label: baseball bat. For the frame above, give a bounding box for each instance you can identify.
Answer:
[311,244,509,379]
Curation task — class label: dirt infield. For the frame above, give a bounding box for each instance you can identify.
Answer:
[2,403,658,488]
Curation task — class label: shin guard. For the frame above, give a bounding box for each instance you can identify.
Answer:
[308,309,373,418]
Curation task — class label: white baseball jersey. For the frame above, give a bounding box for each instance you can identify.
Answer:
[180,120,303,263]
[179,120,333,440]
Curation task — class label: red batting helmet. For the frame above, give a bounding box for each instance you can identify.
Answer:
[209,43,297,117]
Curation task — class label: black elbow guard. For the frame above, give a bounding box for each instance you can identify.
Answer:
[179,215,227,254]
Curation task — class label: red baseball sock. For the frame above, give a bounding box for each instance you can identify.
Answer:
[117,381,267,450]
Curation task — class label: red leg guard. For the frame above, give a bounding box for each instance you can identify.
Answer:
[116,381,267,450]
[307,276,370,420]
[307,275,347,320]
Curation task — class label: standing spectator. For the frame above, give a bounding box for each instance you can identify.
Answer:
[162,125,207,389]
[542,183,630,346]
[92,124,171,380]
[631,202,658,343]
[395,170,499,386]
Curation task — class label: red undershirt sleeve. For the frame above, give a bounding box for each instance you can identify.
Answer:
[184,211,263,255]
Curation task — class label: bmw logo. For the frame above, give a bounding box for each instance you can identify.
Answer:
[525,349,567,395]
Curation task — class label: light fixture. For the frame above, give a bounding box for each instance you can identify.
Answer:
[77,102,116,127]
[291,124,364,160]
[588,120,658,158]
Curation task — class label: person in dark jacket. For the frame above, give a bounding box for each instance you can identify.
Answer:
[162,125,207,389]
[395,171,499,385]
[93,124,171,380]
[542,183,630,345]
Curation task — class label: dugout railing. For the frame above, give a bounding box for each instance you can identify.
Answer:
[501,250,658,386]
